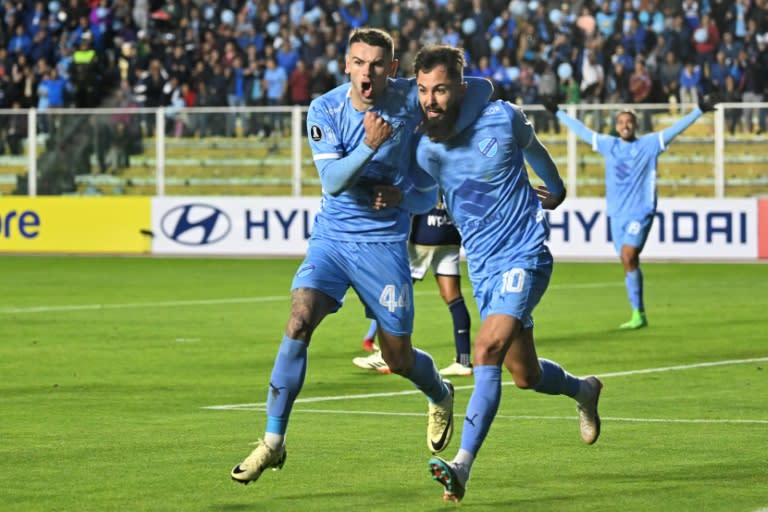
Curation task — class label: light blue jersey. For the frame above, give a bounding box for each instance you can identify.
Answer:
[557,107,704,218]
[307,78,426,242]
[416,101,564,281]
[300,77,491,331]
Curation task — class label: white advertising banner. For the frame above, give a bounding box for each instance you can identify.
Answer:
[545,198,758,260]
[151,197,759,260]
[151,197,319,255]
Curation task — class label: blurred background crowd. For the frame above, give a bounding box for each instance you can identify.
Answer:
[1,0,767,136]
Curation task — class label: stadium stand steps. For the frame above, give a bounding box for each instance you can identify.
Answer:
[2,134,766,196]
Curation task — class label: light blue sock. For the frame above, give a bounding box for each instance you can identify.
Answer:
[265,335,308,435]
[625,268,644,311]
[364,319,377,340]
[405,348,447,403]
[532,358,581,398]
[459,365,502,456]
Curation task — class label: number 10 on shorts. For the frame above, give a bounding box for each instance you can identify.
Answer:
[501,268,525,294]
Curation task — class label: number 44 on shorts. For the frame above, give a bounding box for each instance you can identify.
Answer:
[379,284,411,312]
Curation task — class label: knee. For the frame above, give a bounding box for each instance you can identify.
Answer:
[474,338,507,366]
[285,310,314,341]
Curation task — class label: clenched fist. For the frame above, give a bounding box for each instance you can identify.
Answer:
[363,111,392,150]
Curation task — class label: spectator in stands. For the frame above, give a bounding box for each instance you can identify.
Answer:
[339,0,368,29]
[605,60,631,104]
[263,56,287,138]
[718,31,744,66]
[580,47,605,131]
[226,54,248,137]
[138,58,167,136]
[733,47,764,134]
[576,5,597,39]
[5,100,27,154]
[8,24,33,57]
[536,62,560,133]
[692,13,721,75]
[663,14,693,65]
[309,57,336,100]
[276,39,300,75]
[708,50,731,93]
[288,59,311,106]
[679,60,702,106]
[629,59,653,131]
[399,39,419,78]
[722,74,743,134]
[70,31,101,107]
[596,1,617,39]
[658,51,682,110]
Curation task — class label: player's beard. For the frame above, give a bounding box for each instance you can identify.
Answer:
[422,107,460,142]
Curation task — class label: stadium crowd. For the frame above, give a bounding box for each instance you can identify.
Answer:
[1,0,767,141]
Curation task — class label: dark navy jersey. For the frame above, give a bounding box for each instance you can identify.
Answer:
[409,205,461,246]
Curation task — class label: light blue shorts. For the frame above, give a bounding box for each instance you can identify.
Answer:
[291,237,414,336]
[470,250,553,329]
[609,213,655,254]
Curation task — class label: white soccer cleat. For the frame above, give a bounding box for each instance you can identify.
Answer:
[576,376,603,445]
[231,439,287,484]
[352,351,391,374]
[439,361,473,377]
[427,381,454,454]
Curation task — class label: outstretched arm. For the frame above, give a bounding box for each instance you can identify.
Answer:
[660,107,703,146]
[543,97,597,146]
[555,109,597,146]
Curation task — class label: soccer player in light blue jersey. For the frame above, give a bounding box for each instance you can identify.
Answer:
[544,94,716,329]
[353,202,473,377]
[230,29,493,486]
[412,45,603,503]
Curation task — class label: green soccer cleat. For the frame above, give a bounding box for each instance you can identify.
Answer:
[619,309,648,330]
[231,439,287,485]
[428,456,467,502]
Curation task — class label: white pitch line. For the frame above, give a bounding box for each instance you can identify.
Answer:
[0,282,621,315]
[206,407,768,425]
[203,356,768,412]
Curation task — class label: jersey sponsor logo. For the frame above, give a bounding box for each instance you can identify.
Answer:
[160,203,231,246]
[456,178,497,216]
[310,124,322,141]
[478,137,499,158]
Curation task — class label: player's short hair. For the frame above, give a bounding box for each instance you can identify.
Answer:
[616,108,637,123]
[348,28,394,61]
[413,45,465,82]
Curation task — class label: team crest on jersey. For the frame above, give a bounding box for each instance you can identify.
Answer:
[478,137,498,158]
[296,264,316,277]
[310,125,322,141]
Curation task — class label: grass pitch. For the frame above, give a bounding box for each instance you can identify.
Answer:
[1,256,766,512]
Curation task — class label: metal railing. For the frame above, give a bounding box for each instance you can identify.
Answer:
[0,102,766,198]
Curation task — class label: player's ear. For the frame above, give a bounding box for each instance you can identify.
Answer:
[388,59,399,77]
